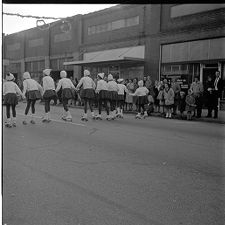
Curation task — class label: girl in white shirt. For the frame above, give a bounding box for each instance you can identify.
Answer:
[3,73,25,127]
[116,78,128,118]
[130,80,149,119]
[95,73,110,120]
[107,74,119,120]
[42,69,57,122]
[76,70,96,121]
[23,72,43,125]
[55,70,76,121]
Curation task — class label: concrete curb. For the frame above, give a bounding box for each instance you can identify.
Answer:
[39,102,225,125]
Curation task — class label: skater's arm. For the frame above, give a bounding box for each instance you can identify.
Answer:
[55,80,62,93]
[22,80,28,95]
[15,84,25,98]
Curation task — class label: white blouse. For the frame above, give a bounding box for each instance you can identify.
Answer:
[133,87,149,96]
[77,76,96,90]
[42,76,55,92]
[96,80,108,93]
[118,83,128,95]
[55,78,75,92]
[107,81,119,92]
[23,79,43,95]
[3,81,23,96]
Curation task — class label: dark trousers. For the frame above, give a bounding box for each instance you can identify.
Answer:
[195,96,203,117]
[138,104,145,113]
[62,99,69,112]
[44,99,51,113]
[110,100,117,111]
[84,98,93,113]
[25,100,36,115]
[98,99,109,115]
[6,104,16,118]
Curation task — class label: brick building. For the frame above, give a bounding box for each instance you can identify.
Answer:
[3,4,225,95]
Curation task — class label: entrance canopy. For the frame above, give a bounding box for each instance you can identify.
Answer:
[64,45,145,66]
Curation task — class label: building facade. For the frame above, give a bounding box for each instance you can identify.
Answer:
[3,4,225,95]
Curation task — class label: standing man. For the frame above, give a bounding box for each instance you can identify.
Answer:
[213,71,223,118]
[190,76,204,118]
[171,77,181,115]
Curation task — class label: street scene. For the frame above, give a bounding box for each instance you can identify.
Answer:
[2,3,225,225]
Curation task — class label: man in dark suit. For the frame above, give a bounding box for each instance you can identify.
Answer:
[213,71,223,118]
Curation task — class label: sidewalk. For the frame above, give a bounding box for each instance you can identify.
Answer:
[40,101,225,124]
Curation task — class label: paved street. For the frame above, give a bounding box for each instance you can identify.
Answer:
[3,103,225,225]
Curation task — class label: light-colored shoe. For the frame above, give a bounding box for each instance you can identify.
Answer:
[135,113,141,119]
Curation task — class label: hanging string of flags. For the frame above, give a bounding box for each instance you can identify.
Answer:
[3,12,72,33]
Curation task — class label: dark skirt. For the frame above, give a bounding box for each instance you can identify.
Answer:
[26,90,42,100]
[61,88,73,100]
[43,90,57,100]
[98,90,109,100]
[4,93,18,105]
[136,96,148,105]
[108,91,118,101]
[80,88,95,100]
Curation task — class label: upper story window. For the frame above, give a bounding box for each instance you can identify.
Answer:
[88,16,139,35]
[171,4,225,18]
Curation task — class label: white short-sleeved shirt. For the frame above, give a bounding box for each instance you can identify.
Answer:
[42,76,55,92]
[133,87,149,96]
[77,76,96,90]
[108,81,119,92]
[55,78,75,92]
[118,83,128,95]
[3,81,23,96]
[96,79,108,93]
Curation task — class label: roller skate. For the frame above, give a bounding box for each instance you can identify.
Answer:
[61,110,67,121]
[106,115,112,121]
[95,114,102,120]
[135,113,142,119]
[111,110,117,120]
[81,113,88,122]
[91,112,96,120]
[5,119,12,128]
[65,111,72,122]
[142,111,148,119]
[12,117,17,127]
[42,113,49,123]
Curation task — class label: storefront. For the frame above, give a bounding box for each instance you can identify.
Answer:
[160,37,225,94]
[64,45,145,80]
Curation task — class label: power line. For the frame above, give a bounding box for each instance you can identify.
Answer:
[3,12,69,20]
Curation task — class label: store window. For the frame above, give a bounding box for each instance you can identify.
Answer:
[161,63,200,90]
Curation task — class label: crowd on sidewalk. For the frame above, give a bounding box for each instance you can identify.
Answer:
[3,69,224,127]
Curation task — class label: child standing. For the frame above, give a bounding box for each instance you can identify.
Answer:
[146,93,154,116]
[130,80,149,119]
[95,73,110,120]
[178,91,186,119]
[116,78,128,118]
[107,74,119,120]
[185,89,196,120]
[163,83,175,118]
[22,72,43,125]
[42,69,57,122]
[157,84,165,115]
[3,73,25,127]
[76,70,96,121]
[55,70,76,121]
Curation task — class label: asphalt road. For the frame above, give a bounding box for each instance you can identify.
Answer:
[3,103,225,225]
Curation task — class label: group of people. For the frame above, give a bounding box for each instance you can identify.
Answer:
[3,68,223,127]
[3,69,151,127]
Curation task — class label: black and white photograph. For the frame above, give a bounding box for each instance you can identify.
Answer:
[2,3,225,225]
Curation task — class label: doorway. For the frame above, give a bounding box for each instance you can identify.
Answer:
[202,64,218,86]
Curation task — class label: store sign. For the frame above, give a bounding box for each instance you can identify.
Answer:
[161,74,189,90]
